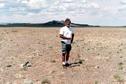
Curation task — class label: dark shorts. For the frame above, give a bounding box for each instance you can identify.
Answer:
[61,41,71,53]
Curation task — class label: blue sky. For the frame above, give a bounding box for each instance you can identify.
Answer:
[0,0,126,26]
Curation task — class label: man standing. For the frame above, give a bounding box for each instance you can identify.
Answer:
[59,18,74,67]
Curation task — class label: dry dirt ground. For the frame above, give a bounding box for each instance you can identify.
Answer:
[0,27,126,84]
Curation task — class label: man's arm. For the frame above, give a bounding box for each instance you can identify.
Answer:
[71,33,74,43]
[59,34,71,40]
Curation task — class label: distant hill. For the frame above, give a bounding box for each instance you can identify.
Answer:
[0,20,100,27]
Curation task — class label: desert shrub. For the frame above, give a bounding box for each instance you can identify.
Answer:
[41,79,51,84]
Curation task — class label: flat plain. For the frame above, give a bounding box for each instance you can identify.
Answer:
[0,27,126,84]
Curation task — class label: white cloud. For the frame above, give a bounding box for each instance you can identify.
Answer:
[62,0,73,3]
[0,0,126,26]
[20,0,27,4]
[21,0,49,9]
[0,0,5,8]
[0,3,4,8]
[89,3,99,8]
[119,0,126,11]
[29,0,48,9]
[120,0,126,4]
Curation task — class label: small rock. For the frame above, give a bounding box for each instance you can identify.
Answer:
[20,61,32,70]
[50,60,56,63]
[95,66,100,69]
[87,48,90,51]
[97,53,100,56]
[117,51,120,54]
[120,56,123,58]
[6,65,12,67]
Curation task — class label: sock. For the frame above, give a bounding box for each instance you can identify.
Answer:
[62,62,66,65]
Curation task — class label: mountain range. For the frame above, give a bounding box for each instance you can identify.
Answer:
[0,20,100,27]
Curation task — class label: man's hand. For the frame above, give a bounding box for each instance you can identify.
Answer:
[59,34,71,40]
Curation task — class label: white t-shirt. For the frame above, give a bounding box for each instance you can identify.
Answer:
[59,26,74,44]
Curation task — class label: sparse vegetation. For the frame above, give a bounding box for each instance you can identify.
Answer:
[48,46,53,49]
[95,81,99,84]
[113,74,124,83]
[118,62,123,70]
[11,30,18,32]
[41,79,51,84]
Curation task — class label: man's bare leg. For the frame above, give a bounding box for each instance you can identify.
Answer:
[66,51,70,62]
[65,51,70,66]
[62,51,70,67]
[62,53,66,65]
